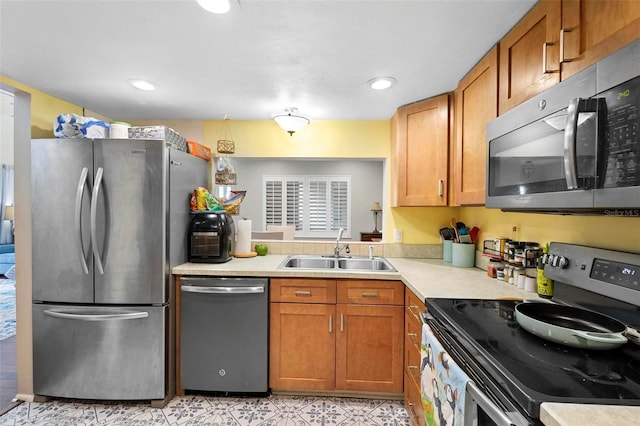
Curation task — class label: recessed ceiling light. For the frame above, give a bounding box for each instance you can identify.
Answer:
[129,79,156,91]
[197,0,231,14]
[367,77,397,90]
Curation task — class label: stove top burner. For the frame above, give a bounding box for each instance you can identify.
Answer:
[427,298,640,417]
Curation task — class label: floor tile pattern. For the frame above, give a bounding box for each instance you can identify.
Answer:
[0,278,15,342]
[0,394,410,425]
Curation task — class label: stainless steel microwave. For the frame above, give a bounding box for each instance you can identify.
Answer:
[486,38,640,214]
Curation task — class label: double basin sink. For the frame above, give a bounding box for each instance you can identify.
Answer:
[279,254,397,272]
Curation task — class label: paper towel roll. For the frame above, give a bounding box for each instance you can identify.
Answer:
[236,219,252,255]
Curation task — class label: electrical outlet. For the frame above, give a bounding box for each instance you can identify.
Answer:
[394,229,403,242]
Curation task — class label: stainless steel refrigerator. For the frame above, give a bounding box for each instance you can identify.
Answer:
[30,138,207,406]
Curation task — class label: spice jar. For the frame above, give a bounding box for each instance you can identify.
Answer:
[487,258,502,278]
[496,267,505,281]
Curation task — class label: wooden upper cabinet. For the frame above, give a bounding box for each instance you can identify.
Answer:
[499,0,561,114]
[453,46,498,206]
[392,94,450,206]
[559,0,640,79]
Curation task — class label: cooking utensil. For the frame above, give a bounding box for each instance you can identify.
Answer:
[439,227,453,240]
[450,218,460,242]
[469,226,479,243]
[515,302,628,350]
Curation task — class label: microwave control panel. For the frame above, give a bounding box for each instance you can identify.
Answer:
[602,75,639,188]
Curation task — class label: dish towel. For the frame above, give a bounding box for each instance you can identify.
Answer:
[421,323,470,426]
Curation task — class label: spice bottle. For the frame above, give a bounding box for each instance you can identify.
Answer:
[536,244,554,299]
[487,258,502,278]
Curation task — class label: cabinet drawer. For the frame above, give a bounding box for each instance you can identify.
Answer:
[405,334,422,389]
[337,280,404,305]
[405,290,425,322]
[405,372,426,426]
[406,311,422,352]
[271,278,336,304]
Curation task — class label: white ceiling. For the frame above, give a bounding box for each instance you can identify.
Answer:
[0,0,536,121]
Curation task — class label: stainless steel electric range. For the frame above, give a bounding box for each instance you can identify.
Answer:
[424,243,640,425]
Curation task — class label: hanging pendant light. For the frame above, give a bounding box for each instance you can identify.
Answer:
[272,107,310,136]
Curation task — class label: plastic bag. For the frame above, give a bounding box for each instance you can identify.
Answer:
[54,114,109,138]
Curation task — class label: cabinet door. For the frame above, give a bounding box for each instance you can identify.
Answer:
[499,0,561,114]
[560,0,640,79]
[269,303,335,390]
[453,46,498,205]
[336,304,404,393]
[392,94,449,206]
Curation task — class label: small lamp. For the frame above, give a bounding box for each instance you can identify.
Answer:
[272,107,310,136]
[4,205,14,236]
[371,202,382,233]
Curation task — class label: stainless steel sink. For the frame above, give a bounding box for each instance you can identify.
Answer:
[337,257,396,271]
[279,255,396,272]
[280,256,336,269]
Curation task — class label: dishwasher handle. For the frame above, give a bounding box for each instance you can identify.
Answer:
[181,285,265,294]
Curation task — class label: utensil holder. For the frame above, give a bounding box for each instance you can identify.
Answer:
[443,240,453,263]
[452,243,475,268]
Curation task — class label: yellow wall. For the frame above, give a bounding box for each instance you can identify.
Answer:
[0,75,83,138]
[202,119,390,158]
[460,206,640,254]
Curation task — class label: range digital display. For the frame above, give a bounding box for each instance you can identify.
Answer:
[591,258,640,289]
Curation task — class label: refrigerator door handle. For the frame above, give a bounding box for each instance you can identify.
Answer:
[91,166,105,275]
[75,167,90,274]
[43,309,149,321]
[181,285,265,294]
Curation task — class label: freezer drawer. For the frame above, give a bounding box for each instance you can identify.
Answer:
[33,304,166,400]
[180,277,268,393]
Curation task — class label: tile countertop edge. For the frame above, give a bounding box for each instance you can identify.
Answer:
[172,255,638,426]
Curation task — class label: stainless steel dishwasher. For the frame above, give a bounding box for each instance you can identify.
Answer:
[180,276,268,393]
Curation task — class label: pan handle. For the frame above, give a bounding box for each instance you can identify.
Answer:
[572,330,627,344]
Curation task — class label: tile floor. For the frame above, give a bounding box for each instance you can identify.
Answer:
[0,393,410,425]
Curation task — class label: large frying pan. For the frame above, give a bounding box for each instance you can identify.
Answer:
[515,302,628,350]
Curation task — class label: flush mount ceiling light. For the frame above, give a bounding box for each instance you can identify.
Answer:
[367,77,397,90]
[128,79,156,91]
[272,107,310,136]
[197,0,231,14]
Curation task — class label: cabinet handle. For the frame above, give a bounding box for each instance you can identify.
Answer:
[408,305,421,316]
[329,314,333,333]
[542,42,557,74]
[361,291,379,297]
[559,28,574,63]
[438,179,444,197]
[408,332,418,346]
[407,401,418,420]
[294,290,312,296]
[408,365,420,380]
[340,313,344,332]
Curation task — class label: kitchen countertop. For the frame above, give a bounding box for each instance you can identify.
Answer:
[172,255,640,426]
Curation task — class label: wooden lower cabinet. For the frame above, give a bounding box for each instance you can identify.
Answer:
[269,278,405,395]
[269,302,336,390]
[336,304,404,393]
[405,290,426,426]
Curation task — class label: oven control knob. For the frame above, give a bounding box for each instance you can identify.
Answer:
[557,256,569,269]
[550,255,568,268]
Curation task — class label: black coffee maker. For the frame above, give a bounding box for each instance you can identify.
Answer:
[188,211,235,263]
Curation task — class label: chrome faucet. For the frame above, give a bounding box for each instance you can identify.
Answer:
[334,228,350,257]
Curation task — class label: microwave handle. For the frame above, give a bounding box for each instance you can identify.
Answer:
[564,98,600,190]
[563,98,582,190]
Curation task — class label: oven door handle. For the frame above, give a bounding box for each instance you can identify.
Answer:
[465,381,517,426]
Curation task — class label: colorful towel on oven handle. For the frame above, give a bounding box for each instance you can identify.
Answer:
[421,323,470,426]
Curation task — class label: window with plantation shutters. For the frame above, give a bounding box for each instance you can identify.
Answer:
[263,175,351,238]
